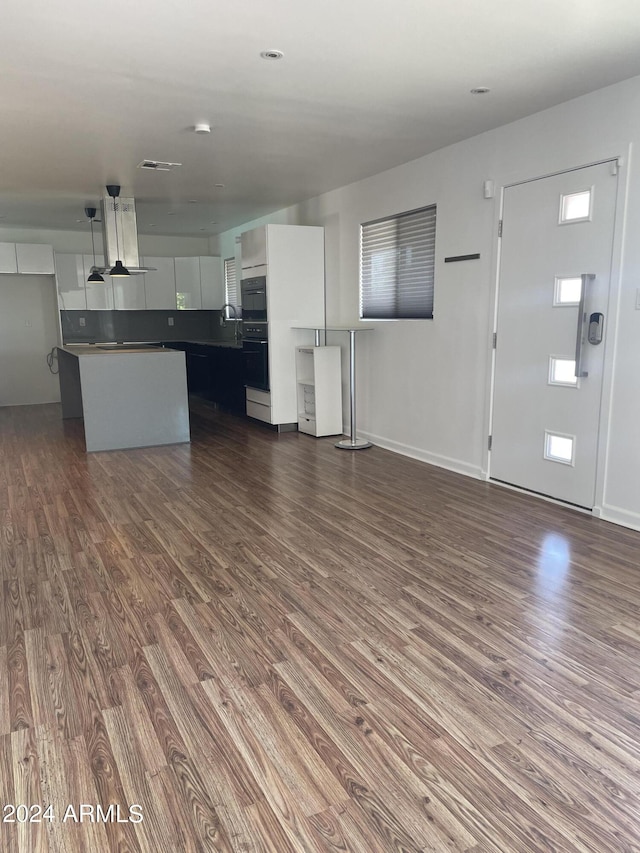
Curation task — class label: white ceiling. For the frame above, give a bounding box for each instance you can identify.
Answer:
[2,0,640,237]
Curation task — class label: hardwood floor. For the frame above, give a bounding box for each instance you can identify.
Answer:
[1,401,640,852]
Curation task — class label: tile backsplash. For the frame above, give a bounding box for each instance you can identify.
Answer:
[60,309,234,344]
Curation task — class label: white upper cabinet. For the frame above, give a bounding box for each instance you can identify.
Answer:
[175,257,202,309]
[200,256,224,309]
[0,242,18,273]
[16,243,55,274]
[143,257,176,310]
[54,253,87,310]
[240,227,267,272]
[83,254,116,310]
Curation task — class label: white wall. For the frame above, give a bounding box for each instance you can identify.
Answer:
[0,275,61,406]
[214,74,640,531]
[0,226,211,258]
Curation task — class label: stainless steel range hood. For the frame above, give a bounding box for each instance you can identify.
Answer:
[94,193,155,275]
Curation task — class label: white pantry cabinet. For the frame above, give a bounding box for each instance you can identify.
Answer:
[241,224,326,428]
[240,227,267,273]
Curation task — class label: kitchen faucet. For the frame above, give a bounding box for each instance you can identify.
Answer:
[221,304,240,344]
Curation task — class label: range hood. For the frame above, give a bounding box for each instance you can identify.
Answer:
[94,192,155,275]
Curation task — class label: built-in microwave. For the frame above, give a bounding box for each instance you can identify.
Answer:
[240,276,267,323]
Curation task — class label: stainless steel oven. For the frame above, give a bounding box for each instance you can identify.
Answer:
[242,323,269,391]
[240,276,267,323]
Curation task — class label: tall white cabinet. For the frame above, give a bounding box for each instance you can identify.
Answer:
[240,224,326,428]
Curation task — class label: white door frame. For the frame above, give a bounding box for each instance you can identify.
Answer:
[482,149,630,517]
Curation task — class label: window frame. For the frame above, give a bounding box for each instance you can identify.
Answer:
[223,256,240,319]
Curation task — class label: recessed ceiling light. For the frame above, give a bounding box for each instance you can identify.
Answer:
[470,87,490,95]
[149,224,156,227]
[167,211,176,216]
[188,199,197,204]
[194,123,211,134]
[261,49,284,60]
[214,183,225,188]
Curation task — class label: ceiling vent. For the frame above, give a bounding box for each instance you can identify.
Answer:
[137,159,182,172]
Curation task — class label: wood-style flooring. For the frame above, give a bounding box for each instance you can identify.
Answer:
[1,401,640,852]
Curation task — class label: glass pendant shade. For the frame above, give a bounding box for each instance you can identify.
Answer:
[109,259,130,277]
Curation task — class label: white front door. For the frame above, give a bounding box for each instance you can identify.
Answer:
[490,162,618,508]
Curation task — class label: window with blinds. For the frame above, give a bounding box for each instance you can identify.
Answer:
[360,204,436,319]
[224,257,240,318]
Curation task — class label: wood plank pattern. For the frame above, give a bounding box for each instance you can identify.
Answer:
[1,400,640,851]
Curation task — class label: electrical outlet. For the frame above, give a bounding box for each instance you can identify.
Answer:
[168,317,174,326]
[79,317,86,327]
[25,320,32,327]
[636,288,640,310]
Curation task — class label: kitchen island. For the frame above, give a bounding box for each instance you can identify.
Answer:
[57,345,190,452]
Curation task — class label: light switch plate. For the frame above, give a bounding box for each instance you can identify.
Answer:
[168,317,174,326]
[636,288,640,310]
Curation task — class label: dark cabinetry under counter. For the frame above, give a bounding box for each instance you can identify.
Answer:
[165,342,245,413]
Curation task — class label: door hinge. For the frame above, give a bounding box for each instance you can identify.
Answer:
[492,332,497,349]
[498,220,503,237]
[488,435,493,451]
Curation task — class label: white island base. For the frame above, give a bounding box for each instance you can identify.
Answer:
[57,346,190,452]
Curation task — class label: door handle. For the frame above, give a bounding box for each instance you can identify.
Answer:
[588,312,604,345]
[574,273,594,378]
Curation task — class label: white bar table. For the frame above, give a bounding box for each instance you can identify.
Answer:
[294,326,374,450]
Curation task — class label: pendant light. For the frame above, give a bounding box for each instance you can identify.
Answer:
[85,207,105,283]
[106,184,130,277]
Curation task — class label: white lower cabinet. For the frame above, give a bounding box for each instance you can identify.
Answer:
[245,387,272,423]
[296,346,342,436]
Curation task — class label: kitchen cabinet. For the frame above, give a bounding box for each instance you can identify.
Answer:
[200,257,224,309]
[240,227,267,273]
[109,253,145,310]
[175,258,202,309]
[83,255,116,310]
[240,224,326,428]
[54,253,87,310]
[180,342,244,411]
[175,256,222,310]
[143,257,176,310]
[16,243,55,274]
[0,242,18,273]
[296,346,342,436]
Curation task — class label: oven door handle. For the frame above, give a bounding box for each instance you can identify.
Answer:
[244,340,268,345]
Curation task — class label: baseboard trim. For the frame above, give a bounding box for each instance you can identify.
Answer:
[600,504,640,533]
[358,429,483,480]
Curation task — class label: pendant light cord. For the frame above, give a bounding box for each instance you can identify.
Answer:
[90,216,97,267]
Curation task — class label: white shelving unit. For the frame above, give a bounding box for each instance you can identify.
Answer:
[296,345,342,436]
